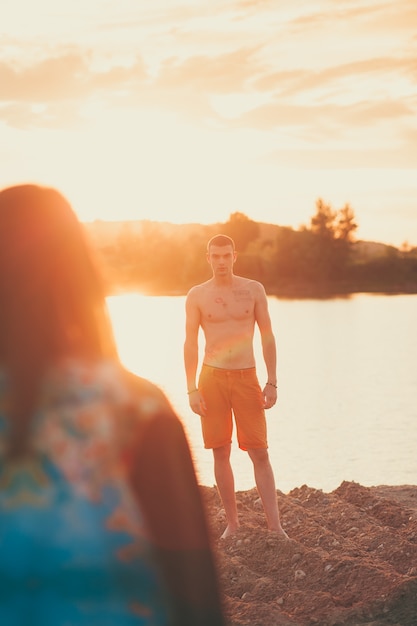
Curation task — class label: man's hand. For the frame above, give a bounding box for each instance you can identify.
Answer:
[188,389,207,416]
[262,383,277,409]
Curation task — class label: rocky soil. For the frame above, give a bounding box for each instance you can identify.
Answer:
[202,481,417,626]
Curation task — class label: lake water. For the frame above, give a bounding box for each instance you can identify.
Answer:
[107,292,417,494]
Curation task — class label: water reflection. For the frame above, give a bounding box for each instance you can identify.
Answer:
[108,293,417,493]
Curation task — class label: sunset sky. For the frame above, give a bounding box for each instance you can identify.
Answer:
[1,0,416,246]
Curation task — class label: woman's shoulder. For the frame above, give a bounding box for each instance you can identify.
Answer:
[41,359,174,418]
[122,368,175,419]
[122,368,165,400]
[80,359,175,419]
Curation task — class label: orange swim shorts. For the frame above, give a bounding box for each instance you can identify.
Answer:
[197,364,267,451]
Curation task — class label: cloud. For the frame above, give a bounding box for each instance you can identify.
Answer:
[255,57,417,99]
[0,53,148,101]
[155,46,261,93]
[0,0,416,164]
[227,98,413,133]
[0,55,88,100]
[0,53,148,128]
[265,144,417,169]
[288,1,388,30]
[0,43,264,128]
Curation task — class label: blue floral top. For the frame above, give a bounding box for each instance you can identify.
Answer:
[0,361,173,626]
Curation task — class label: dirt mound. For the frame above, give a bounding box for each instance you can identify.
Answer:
[202,481,417,626]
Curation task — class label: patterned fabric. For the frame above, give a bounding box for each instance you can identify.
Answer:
[0,361,170,626]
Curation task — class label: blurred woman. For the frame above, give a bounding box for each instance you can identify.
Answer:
[0,184,225,626]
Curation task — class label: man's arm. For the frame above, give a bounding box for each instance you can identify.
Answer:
[184,289,200,392]
[254,282,278,408]
[184,289,206,415]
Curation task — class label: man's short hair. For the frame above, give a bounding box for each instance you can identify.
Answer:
[207,234,235,253]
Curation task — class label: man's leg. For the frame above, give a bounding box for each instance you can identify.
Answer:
[247,448,288,537]
[213,444,239,539]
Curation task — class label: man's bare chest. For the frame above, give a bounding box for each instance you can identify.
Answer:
[200,288,254,323]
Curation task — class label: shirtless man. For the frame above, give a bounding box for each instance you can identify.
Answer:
[184,234,287,540]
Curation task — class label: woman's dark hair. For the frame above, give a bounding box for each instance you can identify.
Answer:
[0,184,117,456]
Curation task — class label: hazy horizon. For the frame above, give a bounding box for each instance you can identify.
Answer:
[83,211,411,249]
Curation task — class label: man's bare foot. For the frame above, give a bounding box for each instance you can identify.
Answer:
[220,524,240,540]
[269,528,289,540]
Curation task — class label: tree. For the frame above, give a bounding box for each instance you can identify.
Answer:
[222,212,260,252]
[305,198,359,284]
[335,203,358,242]
[309,198,337,239]
[309,198,358,242]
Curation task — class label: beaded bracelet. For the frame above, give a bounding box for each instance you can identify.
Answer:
[187,388,198,395]
[266,382,278,388]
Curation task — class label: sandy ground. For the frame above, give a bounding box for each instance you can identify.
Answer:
[201,481,417,626]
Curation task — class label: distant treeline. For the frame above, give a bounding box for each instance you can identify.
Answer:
[88,199,417,298]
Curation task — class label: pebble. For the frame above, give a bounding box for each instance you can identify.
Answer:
[291,552,302,564]
[294,569,306,580]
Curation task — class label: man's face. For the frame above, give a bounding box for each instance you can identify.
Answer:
[207,244,236,276]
